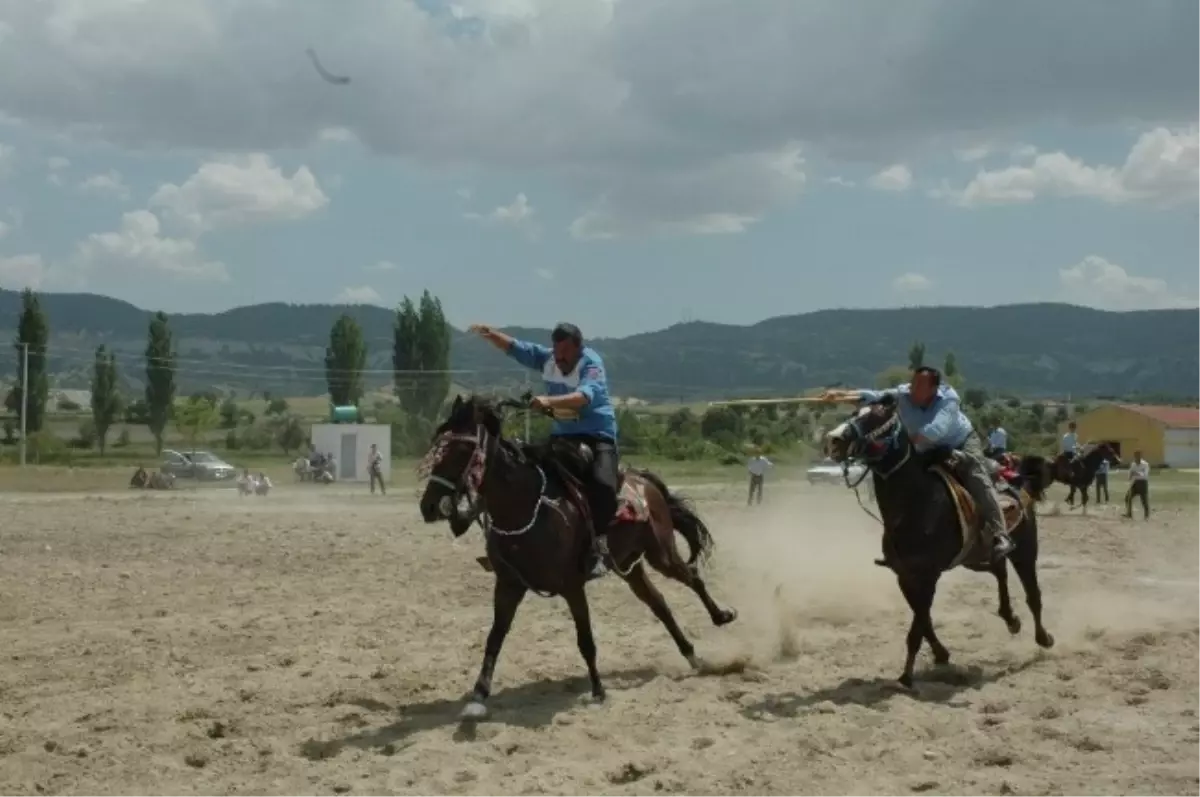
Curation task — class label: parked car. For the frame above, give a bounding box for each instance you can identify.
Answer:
[161,449,237,482]
[806,456,868,486]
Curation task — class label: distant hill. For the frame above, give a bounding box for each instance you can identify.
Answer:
[0,289,1196,401]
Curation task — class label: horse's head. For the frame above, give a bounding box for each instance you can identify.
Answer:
[823,398,902,465]
[1096,442,1123,467]
[418,394,507,523]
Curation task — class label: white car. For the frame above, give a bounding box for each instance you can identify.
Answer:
[806,457,868,486]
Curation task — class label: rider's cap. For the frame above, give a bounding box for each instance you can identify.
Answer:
[551,322,583,345]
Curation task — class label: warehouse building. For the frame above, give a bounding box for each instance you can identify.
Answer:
[1065,404,1199,468]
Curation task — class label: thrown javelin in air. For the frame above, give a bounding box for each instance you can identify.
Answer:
[306,47,351,85]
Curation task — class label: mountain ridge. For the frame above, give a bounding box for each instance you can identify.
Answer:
[0,289,1195,400]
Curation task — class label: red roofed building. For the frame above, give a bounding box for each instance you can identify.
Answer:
[1065,404,1200,467]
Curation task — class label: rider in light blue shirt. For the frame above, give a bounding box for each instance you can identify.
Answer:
[469,321,619,579]
[987,426,1008,455]
[1061,422,1079,459]
[856,382,975,454]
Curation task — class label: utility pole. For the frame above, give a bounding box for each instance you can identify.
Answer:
[18,342,28,467]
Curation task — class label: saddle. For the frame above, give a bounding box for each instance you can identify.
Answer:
[519,439,650,527]
[930,464,1031,568]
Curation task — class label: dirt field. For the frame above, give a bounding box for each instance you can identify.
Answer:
[0,477,1196,796]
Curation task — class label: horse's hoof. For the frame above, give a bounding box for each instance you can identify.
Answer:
[460,701,488,721]
[1036,630,1055,649]
[686,654,703,671]
[1004,615,1022,636]
[933,650,951,666]
[715,608,738,627]
[586,688,607,705]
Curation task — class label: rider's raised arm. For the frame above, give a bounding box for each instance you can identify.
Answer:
[856,387,898,405]
[505,338,552,371]
[912,389,963,447]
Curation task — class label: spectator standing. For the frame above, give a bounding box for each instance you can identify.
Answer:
[1094,458,1110,503]
[986,425,1008,459]
[368,443,386,495]
[747,452,772,505]
[1125,450,1150,519]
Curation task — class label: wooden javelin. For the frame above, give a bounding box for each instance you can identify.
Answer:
[706,396,834,407]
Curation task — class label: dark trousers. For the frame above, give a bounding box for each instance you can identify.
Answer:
[556,435,619,534]
[1126,480,1150,518]
[1094,472,1109,503]
[369,467,385,494]
[748,473,764,505]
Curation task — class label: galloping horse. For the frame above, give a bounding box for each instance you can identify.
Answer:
[824,401,1055,689]
[1052,443,1122,511]
[418,394,738,719]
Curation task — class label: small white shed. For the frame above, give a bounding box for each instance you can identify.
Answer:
[309,423,391,482]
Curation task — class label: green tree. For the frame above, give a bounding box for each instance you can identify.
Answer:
[7,289,50,434]
[907,341,926,371]
[963,387,989,411]
[219,397,239,429]
[275,415,306,454]
[392,297,420,413]
[415,291,452,418]
[144,311,177,455]
[90,345,121,454]
[265,397,289,417]
[943,351,958,378]
[325,313,366,406]
[174,394,219,450]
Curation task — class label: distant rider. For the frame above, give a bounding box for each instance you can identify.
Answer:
[821,366,1015,566]
[469,321,619,580]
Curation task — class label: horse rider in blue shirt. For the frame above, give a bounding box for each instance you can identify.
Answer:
[470,321,619,579]
[1061,421,1079,461]
[822,366,1015,565]
[986,425,1008,460]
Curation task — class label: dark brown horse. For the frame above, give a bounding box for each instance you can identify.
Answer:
[418,394,738,720]
[1051,443,1122,511]
[824,402,1055,689]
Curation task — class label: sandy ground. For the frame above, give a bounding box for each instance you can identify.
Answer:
[0,478,1196,796]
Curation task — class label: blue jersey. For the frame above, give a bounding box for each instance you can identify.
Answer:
[505,339,618,442]
[858,383,975,453]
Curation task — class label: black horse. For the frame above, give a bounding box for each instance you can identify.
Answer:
[418,395,738,719]
[1052,443,1122,511]
[824,401,1055,689]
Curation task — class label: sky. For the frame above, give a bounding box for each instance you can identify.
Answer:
[0,0,1196,337]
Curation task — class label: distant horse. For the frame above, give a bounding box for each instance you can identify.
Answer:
[824,401,1055,689]
[418,394,738,719]
[1052,443,1122,512]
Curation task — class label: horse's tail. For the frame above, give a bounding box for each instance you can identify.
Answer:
[633,468,714,567]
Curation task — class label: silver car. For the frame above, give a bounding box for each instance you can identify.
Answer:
[161,449,237,481]
[806,456,868,486]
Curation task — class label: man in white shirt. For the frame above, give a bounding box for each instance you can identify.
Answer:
[1125,450,1150,519]
[747,453,772,505]
[986,425,1008,459]
[1061,422,1079,459]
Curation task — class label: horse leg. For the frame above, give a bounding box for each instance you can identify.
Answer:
[621,561,700,668]
[991,559,1022,635]
[896,572,948,688]
[1010,541,1054,649]
[643,527,737,626]
[462,577,527,720]
[562,586,605,702]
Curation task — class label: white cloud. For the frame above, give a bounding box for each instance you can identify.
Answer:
[825,176,856,188]
[1010,144,1038,162]
[77,169,130,200]
[867,163,913,192]
[892,272,932,292]
[535,268,554,280]
[47,156,69,171]
[953,126,1198,207]
[1058,255,1196,311]
[0,220,8,240]
[149,154,328,235]
[75,210,228,281]
[335,285,382,305]
[365,260,399,272]
[466,192,540,238]
[0,2,1189,236]
[0,254,46,289]
[0,142,13,177]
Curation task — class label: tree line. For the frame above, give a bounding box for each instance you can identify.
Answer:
[7,287,453,459]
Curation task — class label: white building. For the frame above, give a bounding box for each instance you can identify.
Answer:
[309,423,391,482]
